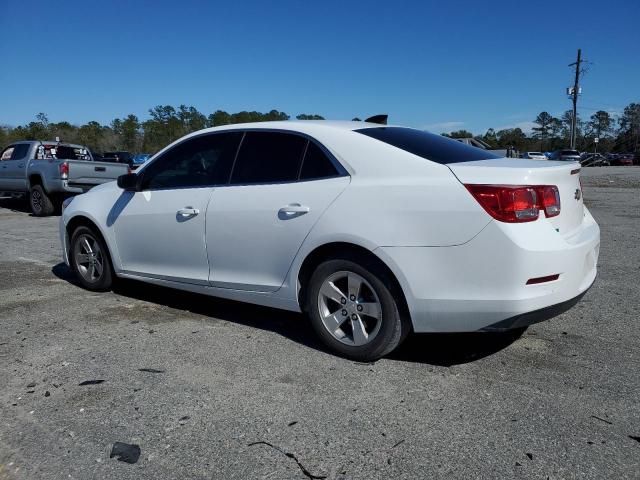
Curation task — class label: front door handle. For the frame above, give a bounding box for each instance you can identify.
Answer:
[279,203,310,217]
[177,207,199,217]
[17,163,25,168]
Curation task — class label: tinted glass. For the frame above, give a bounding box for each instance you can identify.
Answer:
[561,150,580,155]
[142,132,242,190]
[231,131,306,184]
[10,144,30,160]
[356,127,499,164]
[300,141,339,180]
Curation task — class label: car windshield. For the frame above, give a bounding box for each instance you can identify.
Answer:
[529,152,543,156]
[355,127,499,164]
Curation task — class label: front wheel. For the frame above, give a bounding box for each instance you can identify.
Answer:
[305,257,409,361]
[70,226,114,291]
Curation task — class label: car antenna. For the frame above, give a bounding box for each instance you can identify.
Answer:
[364,114,388,125]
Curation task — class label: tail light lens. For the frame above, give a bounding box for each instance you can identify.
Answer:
[59,162,69,179]
[465,184,561,223]
[539,185,561,217]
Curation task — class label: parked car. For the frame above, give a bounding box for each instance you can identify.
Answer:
[608,154,634,166]
[548,149,582,162]
[521,152,548,160]
[60,121,600,360]
[0,141,130,216]
[131,153,152,169]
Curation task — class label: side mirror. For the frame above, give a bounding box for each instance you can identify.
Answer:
[117,173,140,191]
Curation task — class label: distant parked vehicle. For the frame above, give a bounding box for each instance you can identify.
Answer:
[131,153,152,169]
[548,149,581,162]
[0,141,129,216]
[103,151,133,167]
[608,154,634,166]
[521,152,547,160]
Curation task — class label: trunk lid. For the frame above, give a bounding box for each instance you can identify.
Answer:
[448,158,583,236]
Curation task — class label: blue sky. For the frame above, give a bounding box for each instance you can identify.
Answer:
[1,0,638,134]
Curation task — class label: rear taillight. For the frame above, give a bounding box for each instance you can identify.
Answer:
[539,185,560,218]
[465,184,561,223]
[59,162,69,179]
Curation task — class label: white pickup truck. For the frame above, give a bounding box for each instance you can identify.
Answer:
[0,141,129,216]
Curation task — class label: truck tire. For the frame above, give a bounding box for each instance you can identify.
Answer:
[30,184,55,217]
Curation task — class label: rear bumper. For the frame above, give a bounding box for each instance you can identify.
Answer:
[479,279,593,331]
[376,208,600,332]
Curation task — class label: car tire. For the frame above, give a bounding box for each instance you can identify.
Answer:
[305,256,410,361]
[29,184,55,217]
[69,226,114,291]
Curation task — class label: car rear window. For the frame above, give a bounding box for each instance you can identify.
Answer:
[355,127,499,164]
[36,144,91,160]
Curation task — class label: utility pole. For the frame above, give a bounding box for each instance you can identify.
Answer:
[568,49,582,149]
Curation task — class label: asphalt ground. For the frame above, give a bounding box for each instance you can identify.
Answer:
[0,166,639,479]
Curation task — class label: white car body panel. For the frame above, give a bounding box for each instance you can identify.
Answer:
[112,188,212,284]
[60,121,600,333]
[206,177,350,292]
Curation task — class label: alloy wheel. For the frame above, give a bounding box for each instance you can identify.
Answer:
[31,190,42,213]
[317,270,382,346]
[74,234,104,283]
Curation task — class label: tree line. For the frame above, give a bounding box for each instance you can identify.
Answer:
[0,106,333,154]
[2,102,638,155]
[443,102,640,154]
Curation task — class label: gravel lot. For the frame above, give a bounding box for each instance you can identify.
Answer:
[1,167,639,479]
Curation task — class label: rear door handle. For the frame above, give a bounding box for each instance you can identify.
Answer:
[94,166,106,172]
[18,163,25,168]
[177,207,200,217]
[279,203,310,216]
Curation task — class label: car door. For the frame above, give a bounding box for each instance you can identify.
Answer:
[0,144,30,191]
[206,130,350,292]
[112,132,242,284]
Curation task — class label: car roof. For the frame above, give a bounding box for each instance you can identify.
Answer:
[185,120,383,136]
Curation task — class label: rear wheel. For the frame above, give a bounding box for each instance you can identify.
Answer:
[305,257,409,361]
[30,184,55,217]
[70,226,113,291]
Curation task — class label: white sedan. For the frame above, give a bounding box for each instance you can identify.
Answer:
[60,121,600,360]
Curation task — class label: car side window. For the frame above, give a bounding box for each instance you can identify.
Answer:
[230,131,307,185]
[10,144,29,160]
[141,132,242,190]
[1,146,15,161]
[299,141,339,180]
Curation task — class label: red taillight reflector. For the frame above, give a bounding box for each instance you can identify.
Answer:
[465,184,561,222]
[59,162,69,179]
[526,274,560,285]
